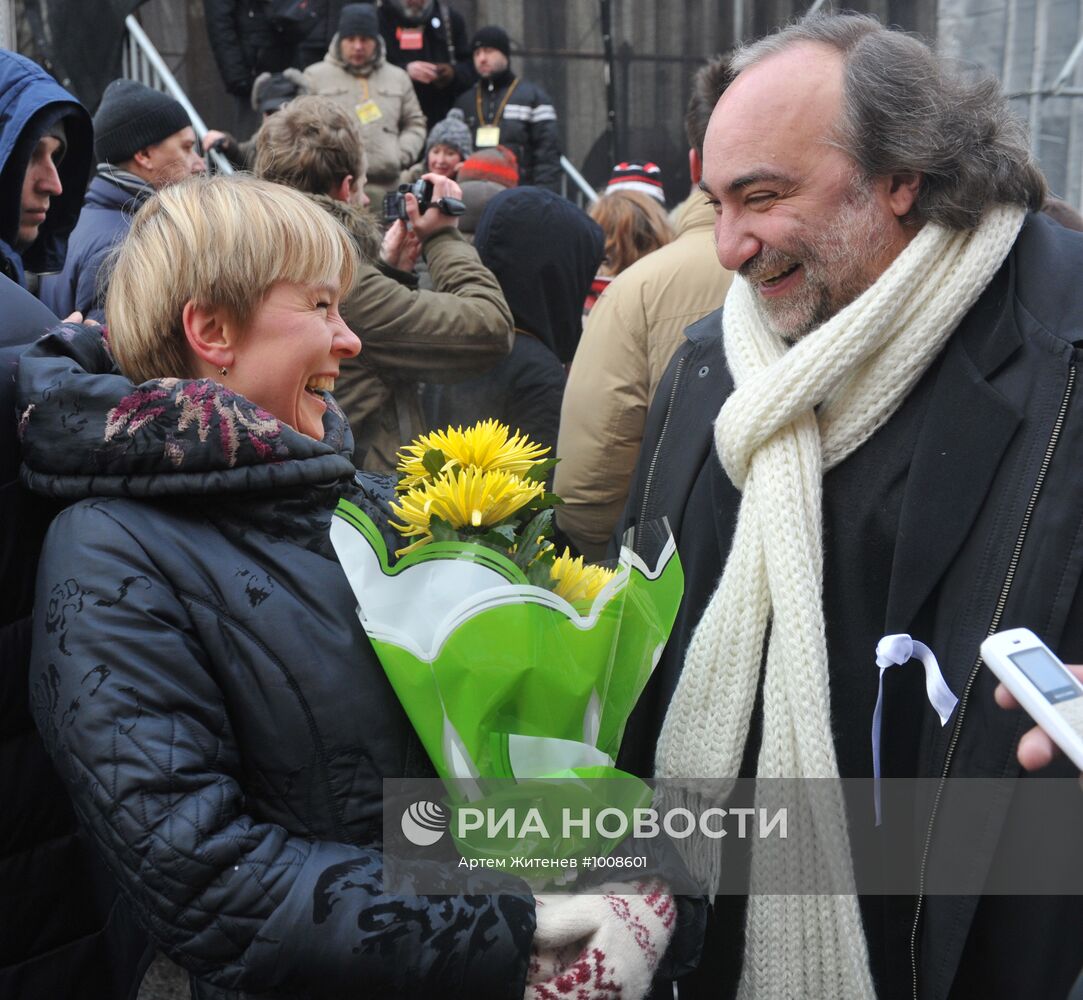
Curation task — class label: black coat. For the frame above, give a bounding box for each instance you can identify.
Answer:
[378,1,475,128]
[1,285,149,999]
[620,212,1083,1000]
[454,68,562,191]
[425,331,566,458]
[422,187,603,458]
[20,324,535,999]
[203,0,328,96]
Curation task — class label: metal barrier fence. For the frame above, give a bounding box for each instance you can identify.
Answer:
[122,14,232,175]
[561,155,599,208]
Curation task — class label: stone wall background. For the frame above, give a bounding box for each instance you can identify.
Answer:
[940,0,1083,207]
[131,0,937,205]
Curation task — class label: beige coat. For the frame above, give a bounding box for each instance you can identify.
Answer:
[303,37,426,188]
[554,191,733,560]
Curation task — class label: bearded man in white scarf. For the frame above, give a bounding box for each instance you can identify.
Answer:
[619,11,1083,1000]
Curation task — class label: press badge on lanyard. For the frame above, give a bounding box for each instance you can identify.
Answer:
[474,78,519,149]
[356,100,382,125]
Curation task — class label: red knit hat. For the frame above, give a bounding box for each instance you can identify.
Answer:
[605,161,666,204]
[457,145,520,188]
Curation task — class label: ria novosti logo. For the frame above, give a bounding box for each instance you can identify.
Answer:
[400,798,788,848]
[401,800,449,846]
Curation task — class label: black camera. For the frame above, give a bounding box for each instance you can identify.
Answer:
[383,178,466,223]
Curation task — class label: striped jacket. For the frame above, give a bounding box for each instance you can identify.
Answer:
[454,68,562,191]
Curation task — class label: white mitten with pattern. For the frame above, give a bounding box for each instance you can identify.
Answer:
[525,880,675,1000]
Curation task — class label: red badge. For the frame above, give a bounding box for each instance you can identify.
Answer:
[397,27,424,51]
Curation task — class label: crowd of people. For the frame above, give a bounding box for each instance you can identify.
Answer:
[204,3,562,198]
[3,6,1083,1000]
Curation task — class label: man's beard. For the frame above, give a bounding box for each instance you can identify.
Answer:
[741,179,896,342]
[391,0,433,22]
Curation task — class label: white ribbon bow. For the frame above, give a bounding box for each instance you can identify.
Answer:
[872,634,959,825]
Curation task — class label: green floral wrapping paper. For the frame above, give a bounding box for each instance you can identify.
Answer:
[331,500,684,876]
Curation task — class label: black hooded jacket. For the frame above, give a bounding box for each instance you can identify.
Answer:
[0,50,92,285]
[424,187,603,456]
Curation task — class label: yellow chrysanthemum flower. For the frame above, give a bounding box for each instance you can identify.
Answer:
[549,548,617,604]
[390,467,545,556]
[396,419,550,490]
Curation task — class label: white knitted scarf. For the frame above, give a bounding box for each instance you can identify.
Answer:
[654,204,1026,999]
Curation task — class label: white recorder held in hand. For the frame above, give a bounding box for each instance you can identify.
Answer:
[981,627,1083,771]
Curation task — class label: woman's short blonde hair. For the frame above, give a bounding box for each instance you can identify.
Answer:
[589,190,675,277]
[105,173,358,383]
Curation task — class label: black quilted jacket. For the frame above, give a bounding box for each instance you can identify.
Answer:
[19,324,535,999]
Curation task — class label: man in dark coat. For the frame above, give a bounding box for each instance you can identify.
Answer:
[203,0,327,114]
[0,50,148,1000]
[619,12,1083,1000]
[378,0,475,128]
[453,25,562,192]
[40,80,204,319]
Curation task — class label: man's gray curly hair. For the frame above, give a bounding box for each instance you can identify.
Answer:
[730,12,1046,230]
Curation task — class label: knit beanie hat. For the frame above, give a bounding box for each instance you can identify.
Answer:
[471,25,510,58]
[338,3,379,39]
[251,69,309,114]
[457,145,519,188]
[605,161,666,204]
[93,80,191,164]
[425,109,473,159]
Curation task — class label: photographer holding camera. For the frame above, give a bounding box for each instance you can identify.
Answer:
[384,175,466,224]
[254,95,512,472]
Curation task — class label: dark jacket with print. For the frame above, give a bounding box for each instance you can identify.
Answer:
[620,213,1083,1000]
[454,67,562,191]
[0,50,92,286]
[39,173,153,318]
[20,324,535,1000]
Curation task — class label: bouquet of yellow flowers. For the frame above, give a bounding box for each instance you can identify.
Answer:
[330,420,683,871]
[391,420,617,601]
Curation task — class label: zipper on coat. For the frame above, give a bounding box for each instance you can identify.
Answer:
[909,364,1076,1000]
[637,354,688,535]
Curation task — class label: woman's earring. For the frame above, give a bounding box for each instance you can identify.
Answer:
[219,366,228,377]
